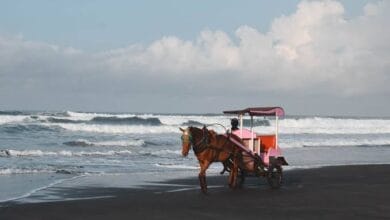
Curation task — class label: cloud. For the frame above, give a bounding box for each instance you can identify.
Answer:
[0,0,389,112]
[99,0,390,95]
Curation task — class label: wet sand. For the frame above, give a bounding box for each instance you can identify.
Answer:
[1,164,390,220]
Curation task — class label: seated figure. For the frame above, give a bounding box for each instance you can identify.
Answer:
[231,118,239,131]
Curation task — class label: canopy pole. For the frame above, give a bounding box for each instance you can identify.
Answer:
[239,114,243,138]
[275,115,279,149]
[250,115,254,152]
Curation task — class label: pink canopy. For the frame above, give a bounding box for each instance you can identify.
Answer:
[223,107,285,117]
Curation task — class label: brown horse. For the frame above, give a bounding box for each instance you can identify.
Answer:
[180,126,241,193]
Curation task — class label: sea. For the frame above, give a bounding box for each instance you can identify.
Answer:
[1,110,390,203]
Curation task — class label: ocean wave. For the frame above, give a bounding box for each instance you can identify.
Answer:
[181,120,205,126]
[66,111,137,120]
[0,115,30,125]
[45,111,72,117]
[0,149,132,157]
[279,138,390,148]
[243,119,270,127]
[0,111,26,116]
[4,112,390,136]
[63,140,95,147]
[158,115,229,126]
[154,163,199,170]
[276,117,390,134]
[46,117,84,124]
[43,115,162,126]
[0,124,61,133]
[55,123,180,134]
[0,168,53,175]
[63,139,145,147]
[139,149,181,156]
[91,116,162,125]
[0,168,79,175]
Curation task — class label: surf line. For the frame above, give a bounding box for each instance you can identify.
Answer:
[0,175,85,204]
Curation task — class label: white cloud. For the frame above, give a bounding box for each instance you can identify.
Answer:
[1,0,389,112]
[97,0,389,95]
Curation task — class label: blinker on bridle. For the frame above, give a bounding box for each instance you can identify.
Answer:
[181,131,193,144]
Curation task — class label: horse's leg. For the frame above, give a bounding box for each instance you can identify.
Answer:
[229,154,239,189]
[199,160,210,194]
[239,169,246,188]
[220,159,231,175]
[220,161,227,175]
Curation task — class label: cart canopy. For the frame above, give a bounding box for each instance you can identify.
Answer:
[223,107,284,117]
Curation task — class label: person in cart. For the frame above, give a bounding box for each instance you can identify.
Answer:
[230,118,255,139]
[231,118,239,131]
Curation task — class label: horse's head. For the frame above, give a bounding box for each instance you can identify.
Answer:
[179,127,192,157]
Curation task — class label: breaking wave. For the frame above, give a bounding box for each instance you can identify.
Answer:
[91,116,162,125]
[0,111,26,116]
[0,115,30,125]
[181,120,205,126]
[56,123,179,134]
[63,139,145,147]
[0,124,61,133]
[42,116,162,126]
[278,117,390,134]
[280,138,390,149]
[46,117,84,124]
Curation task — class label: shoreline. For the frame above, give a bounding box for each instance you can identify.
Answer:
[1,164,390,220]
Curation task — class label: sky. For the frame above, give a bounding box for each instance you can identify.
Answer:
[0,0,389,116]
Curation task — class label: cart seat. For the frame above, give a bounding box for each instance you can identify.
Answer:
[258,135,276,152]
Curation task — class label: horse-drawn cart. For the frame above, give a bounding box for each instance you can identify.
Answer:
[180,106,288,193]
[223,107,288,189]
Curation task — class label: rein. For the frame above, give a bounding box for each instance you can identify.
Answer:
[192,127,234,159]
[191,127,210,155]
[205,123,228,133]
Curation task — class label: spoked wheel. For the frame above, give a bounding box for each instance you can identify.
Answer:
[267,165,282,189]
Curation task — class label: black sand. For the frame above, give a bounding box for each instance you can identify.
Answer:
[1,165,390,220]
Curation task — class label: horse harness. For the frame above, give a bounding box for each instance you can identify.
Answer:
[191,127,234,162]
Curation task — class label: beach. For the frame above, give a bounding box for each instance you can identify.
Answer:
[1,111,390,219]
[1,164,389,220]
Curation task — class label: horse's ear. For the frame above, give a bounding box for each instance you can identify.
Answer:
[179,127,185,132]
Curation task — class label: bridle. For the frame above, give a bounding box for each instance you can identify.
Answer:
[181,126,210,155]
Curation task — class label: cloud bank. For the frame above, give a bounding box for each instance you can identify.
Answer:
[1,0,389,114]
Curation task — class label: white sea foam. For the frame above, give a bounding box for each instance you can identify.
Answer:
[276,117,390,134]
[92,140,145,147]
[66,111,137,120]
[155,163,199,170]
[65,139,145,147]
[48,115,390,135]
[54,123,180,134]
[149,149,182,156]
[156,115,229,126]
[2,149,132,157]
[280,138,390,148]
[0,115,30,125]
[0,168,53,175]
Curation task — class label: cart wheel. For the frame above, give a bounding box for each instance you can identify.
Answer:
[267,165,282,189]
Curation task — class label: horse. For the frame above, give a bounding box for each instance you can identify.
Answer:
[180,126,241,193]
